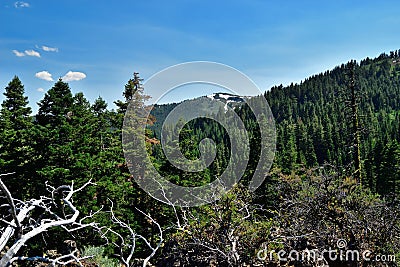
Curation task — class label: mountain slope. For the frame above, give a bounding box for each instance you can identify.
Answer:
[149,50,400,195]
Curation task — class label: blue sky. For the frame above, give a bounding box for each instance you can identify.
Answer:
[1,0,400,113]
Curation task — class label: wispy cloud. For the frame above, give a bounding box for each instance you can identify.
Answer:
[35,71,54,81]
[42,45,58,52]
[37,87,45,92]
[12,49,41,57]
[36,45,59,52]
[62,71,87,82]
[14,1,29,8]
[24,49,40,57]
[12,50,26,57]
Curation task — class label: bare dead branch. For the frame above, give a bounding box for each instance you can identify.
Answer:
[0,177,100,267]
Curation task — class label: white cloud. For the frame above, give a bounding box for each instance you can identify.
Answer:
[12,50,26,57]
[41,45,58,52]
[24,49,40,57]
[37,87,45,92]
[12,49,41,57]
[35,71,54,82]
[62,71,87,82]
[14,1,30,8]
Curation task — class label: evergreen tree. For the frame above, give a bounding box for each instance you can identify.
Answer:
[114,72,149,128]
[36,78,74,126]
[0,76,33,198]
[377,141,400,196]
[34,79,75,189]
[0,76,32,130]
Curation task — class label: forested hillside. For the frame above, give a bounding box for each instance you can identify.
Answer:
[266,51,400,195]
[1,52,400,266]
[151,51,400,196]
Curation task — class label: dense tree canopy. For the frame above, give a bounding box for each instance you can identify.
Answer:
[1,51,400,266]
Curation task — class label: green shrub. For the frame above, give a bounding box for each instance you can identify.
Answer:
[81,246,120,267]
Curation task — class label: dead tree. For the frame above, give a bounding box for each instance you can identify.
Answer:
[338,60,363,184]
[99,200,164,267]
[347,60,362,184]
[0,173,99,266]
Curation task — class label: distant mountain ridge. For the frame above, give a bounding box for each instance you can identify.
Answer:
[206,92,245,102]
[205,92,246,111]
[149,92,247,137]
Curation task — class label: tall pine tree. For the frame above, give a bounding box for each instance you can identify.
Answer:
[0,76,33,198]
[35,79,74,187]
